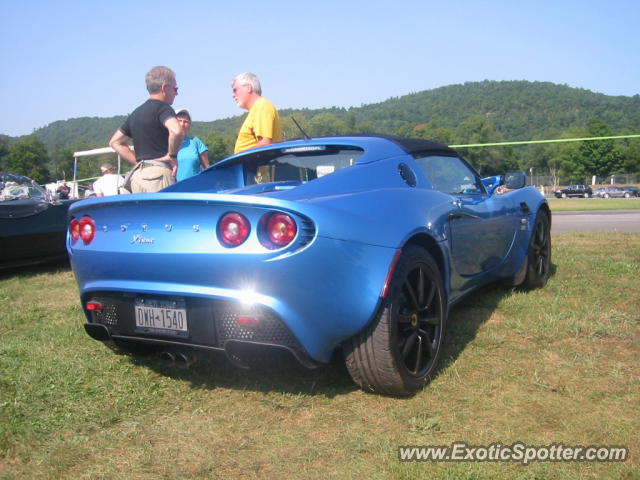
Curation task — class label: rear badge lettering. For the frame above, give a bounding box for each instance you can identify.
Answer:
[132,234,154,244]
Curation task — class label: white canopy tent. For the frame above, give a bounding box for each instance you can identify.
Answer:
[71,146,133,198]
[72,146,133,183]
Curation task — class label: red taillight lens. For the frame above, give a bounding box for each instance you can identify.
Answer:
[79,216,96,244]
[69,218,80,243]
[218,212,250,247]
[263,212,297,248]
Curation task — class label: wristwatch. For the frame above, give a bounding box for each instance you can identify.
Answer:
[169,154,178,159]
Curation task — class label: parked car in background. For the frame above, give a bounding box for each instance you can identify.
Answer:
[593,186,636,198]
[68,134,551,396]
[553,184,592,198]
[1,173,75,269]
[621,186,639,197]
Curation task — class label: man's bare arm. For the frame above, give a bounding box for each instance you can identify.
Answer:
[109,129,137,166]
[158,116,185,168]
[255,136,273,148]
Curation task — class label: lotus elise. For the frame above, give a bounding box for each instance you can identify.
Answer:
[68,135,551,395]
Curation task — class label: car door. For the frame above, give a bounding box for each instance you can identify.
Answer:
[414,154,519,287]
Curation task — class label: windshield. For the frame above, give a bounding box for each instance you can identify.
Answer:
[241,145,364,186]
[0,174,47,202]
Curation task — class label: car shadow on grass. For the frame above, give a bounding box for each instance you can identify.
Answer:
[131,347,358,398]
[0,257,70,279]
[425,262,559,385]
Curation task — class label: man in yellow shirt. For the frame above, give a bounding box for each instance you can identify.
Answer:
[232,72,283,153]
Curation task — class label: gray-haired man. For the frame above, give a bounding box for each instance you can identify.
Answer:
[231,72,282,153]
[109,66,184,193]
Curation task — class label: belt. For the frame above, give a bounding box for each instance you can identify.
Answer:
[138,159,171,168]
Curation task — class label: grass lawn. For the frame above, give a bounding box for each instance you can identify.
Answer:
[1,233,638,479]
[547,197,640,211]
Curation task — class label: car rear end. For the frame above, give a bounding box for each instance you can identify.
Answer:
[68,151,401,366]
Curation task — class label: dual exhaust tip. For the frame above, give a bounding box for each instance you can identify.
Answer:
[159,349,197,369]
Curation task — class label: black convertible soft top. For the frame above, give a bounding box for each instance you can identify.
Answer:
[353,133,458,156]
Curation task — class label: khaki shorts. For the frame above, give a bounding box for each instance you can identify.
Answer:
[130,164,175,193]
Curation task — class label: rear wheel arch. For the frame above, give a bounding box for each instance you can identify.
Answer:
[403,233,447,289]
[538,203,551,227]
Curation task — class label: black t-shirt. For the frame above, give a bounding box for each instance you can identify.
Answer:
[120,99,176,161]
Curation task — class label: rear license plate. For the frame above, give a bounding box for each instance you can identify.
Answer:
[134,297,188,337]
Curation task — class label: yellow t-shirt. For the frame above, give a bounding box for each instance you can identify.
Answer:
[234,97,283,153]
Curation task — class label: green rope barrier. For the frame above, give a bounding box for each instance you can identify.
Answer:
[74,176,101,183]
[62,134,639,185]
[449,134,640,149]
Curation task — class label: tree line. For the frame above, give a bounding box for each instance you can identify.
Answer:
[1,81,638,184]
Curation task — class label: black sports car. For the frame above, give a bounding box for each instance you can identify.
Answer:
[0,173,75,269]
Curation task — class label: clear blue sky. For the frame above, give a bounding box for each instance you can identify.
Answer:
[1,0,638,138]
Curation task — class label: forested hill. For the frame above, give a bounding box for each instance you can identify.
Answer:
[355,81,640,140]
[31,80,640,151]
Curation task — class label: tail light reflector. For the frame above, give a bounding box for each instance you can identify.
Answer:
[70,216,96,244]
[79,216,96,244]
[86,301,104,311]
[236,316,259,325]
[69,218,80,243]
[260,212,297,249]
[218,212,250,247]
[381,249,403,298]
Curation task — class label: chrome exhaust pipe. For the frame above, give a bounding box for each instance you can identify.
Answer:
[174,351,197,369]
[159,350,175,367]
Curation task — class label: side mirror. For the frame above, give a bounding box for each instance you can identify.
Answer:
[504,171,527,190]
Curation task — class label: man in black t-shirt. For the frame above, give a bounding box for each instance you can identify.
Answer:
[109,66,184,193]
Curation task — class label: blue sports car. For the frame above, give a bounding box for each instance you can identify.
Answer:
[68,134,551,395]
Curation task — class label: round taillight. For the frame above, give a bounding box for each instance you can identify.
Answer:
[69,218,80,243]
[218,212,250,247]
[263,212,297,248]
[79,216,96,244]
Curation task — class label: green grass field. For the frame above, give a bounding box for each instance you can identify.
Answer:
[1,233,638,479]
[547,197,640,211]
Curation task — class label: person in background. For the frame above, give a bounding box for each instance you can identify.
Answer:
[56,181,71,199]
[231,72,283,153]
[93,163,124,196]
[109,66,184,193]
[175,109,209,181]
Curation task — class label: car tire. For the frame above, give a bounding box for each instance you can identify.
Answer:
[561,193,567,198]
[624,193,630,198]
[584,193,590,198]
[344,246,446,396]
[521,212,552,289]
[604,193,610,199]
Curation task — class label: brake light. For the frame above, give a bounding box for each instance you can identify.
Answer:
[69,218,80,243]
[79,216,96,244]
[260,212,297,249]
[218,212,250,247]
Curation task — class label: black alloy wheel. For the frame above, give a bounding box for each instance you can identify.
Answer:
[522,212,552,289]
[395,262,442,377]
[344,246,446,396]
